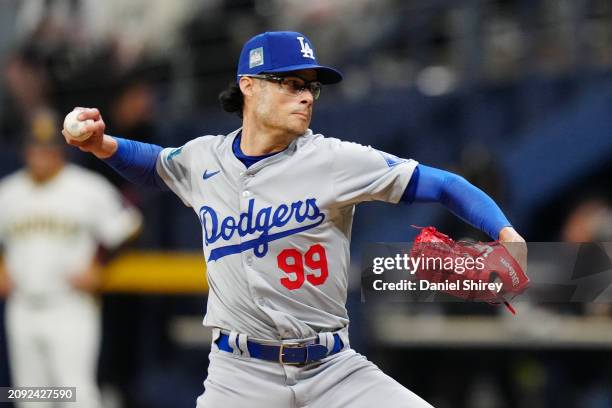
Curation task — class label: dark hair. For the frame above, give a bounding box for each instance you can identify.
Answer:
[218,82,244,118]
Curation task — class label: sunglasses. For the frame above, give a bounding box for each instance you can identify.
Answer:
[240,74,322,100]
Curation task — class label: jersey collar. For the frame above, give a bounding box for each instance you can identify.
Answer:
[227,127,311,174]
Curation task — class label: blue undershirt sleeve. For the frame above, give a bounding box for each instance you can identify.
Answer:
[401,164,511,240]
[102,137,168,190]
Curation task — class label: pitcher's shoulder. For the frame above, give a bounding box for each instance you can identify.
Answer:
[297,131,345,149]
[304,133,370,152]
[183,130,239,152]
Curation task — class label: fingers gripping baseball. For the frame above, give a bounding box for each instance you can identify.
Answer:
[62,108,117,158]
[62,107,105,148]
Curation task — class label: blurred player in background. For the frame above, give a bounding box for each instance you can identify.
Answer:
[0,109,142,407]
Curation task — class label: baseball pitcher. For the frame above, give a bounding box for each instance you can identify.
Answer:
[61,32,526,407]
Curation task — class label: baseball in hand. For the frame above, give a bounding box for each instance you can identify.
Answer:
[63,109,94,141]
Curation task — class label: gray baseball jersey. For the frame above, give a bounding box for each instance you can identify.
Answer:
[156,128,417,340]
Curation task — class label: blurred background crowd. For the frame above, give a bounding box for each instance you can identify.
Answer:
[1,0,612,407]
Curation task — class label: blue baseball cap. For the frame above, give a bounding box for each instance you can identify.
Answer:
[237,31,343,84]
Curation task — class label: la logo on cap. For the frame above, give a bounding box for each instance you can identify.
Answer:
[236,31,343,84]
[297,37,315,59]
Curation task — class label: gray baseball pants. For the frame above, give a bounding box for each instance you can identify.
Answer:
[196,331,434,408]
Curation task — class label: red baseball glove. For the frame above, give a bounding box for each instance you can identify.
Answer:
[409,226,529,313]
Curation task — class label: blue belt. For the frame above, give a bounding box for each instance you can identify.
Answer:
[216,332,344,365]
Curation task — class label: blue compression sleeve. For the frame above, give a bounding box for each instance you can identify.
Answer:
[102,137,168,190]
[401,164,511,239]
